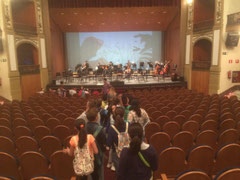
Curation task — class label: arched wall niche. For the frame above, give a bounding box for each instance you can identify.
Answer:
[17,43,39,66]
[193,39,212,62]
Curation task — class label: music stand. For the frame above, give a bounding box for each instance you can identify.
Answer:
[140,62,144,69]
[132,63,137,70]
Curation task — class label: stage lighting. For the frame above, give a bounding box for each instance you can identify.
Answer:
[187,0,193,4]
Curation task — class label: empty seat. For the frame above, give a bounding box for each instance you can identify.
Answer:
[214,167,240,180]
[19,151,49,180]
[172,131,193,155]
[34,126,51,142]
[153,116,170,127]
[149,132,170,154]
[219,119,236,134]
[162,121,180,140]
[144,122,160,143]
[150,111,163,121]
[40,136,62,159]
[0,152,21,180]
[53,125,71,144]
[16,136,39,155]
[182,120,199,138]
[200,120,218,132]
[0,118,11,128]
[46,118,61,132]
[155,147,187,178]
[165,110,177,120]
[173,115,186,126]
[0,136,16,155]
[14,126,32,139]
[0,126,13,139]
[215,143,240,172]
[218,129,239,146]
[12,118,27,129]
[28,118,44,131]
[187,145,214,175]
[188,114,203,125]
[50,151,75,179]
[30,176,56,180]
[175,170,210,180]
[62,117,75,134]
[196,130,218,150]
[55,113,68,123]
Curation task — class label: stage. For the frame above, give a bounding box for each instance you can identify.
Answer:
[48,74,186,92]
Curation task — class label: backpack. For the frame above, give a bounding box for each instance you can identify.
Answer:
[73,135,94,176]
[111,123,130,158]
[93,126,103,166]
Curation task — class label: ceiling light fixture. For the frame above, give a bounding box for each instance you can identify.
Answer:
[187,0,193,4]
[67,23,71,26]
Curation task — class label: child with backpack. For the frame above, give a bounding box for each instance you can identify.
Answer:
[118,123,158,180]
[107,106,130,176]
[63,118,98,180]
[86,108,107,180]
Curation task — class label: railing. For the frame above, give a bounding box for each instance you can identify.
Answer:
[19,65,40,75]
[14,23,37,35]
[193,19,214,32]
[192,61,211,71]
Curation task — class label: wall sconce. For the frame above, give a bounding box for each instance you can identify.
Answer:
[187,0,193,5]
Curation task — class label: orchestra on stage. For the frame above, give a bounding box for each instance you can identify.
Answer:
[70,60,172,81]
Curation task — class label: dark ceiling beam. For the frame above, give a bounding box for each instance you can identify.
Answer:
[48,0,181,8]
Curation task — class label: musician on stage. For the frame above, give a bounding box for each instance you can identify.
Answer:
[82,60,89,75]
[154,61,161,75]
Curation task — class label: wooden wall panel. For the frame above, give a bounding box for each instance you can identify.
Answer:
[164,13,180,73]
[12,2,36,27]
[191,70,209,95]
[21,74,41,100]
[194,0,214,24]
[50,19,65,77]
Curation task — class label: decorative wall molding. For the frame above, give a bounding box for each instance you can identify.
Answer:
[187,4,193,32]
[36,0,44,34]
[15,37,39,48]
[3,0,13,30]
[192,31,213,44]
[215,0,222,25]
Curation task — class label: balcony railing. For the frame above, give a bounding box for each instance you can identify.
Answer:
[19,65,40,75]
[193,19,214,32]
[14,23,37,35]
[192,61,211,70]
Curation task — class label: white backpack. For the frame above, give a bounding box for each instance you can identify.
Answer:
[73,136,94,176]
[111,123,130,158]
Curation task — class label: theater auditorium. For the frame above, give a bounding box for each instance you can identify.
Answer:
[0,0,240,179]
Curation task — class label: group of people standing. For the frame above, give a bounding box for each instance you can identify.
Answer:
[64,79,158,180]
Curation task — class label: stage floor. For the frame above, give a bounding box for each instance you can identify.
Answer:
[56,75,175,86]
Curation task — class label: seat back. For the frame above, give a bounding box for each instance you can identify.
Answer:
[187,145,214,174]
[155,147,187,178]
[172,131,193,155]
[175,170,211,180]
[149,132,170,154]
[196,130,217,149]
[0,136,16,155]
[214,167,240,180]
[40,136,62,159]
[162,121,180,140]
[16,136,39,155]
[218,129,238,146]
[0,152,21,180]
[20,151,49,180]
[50,151,75,179]
[216,144,240,172]
[144,122,160,143]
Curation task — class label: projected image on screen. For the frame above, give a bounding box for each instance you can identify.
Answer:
[66,31,163,70]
